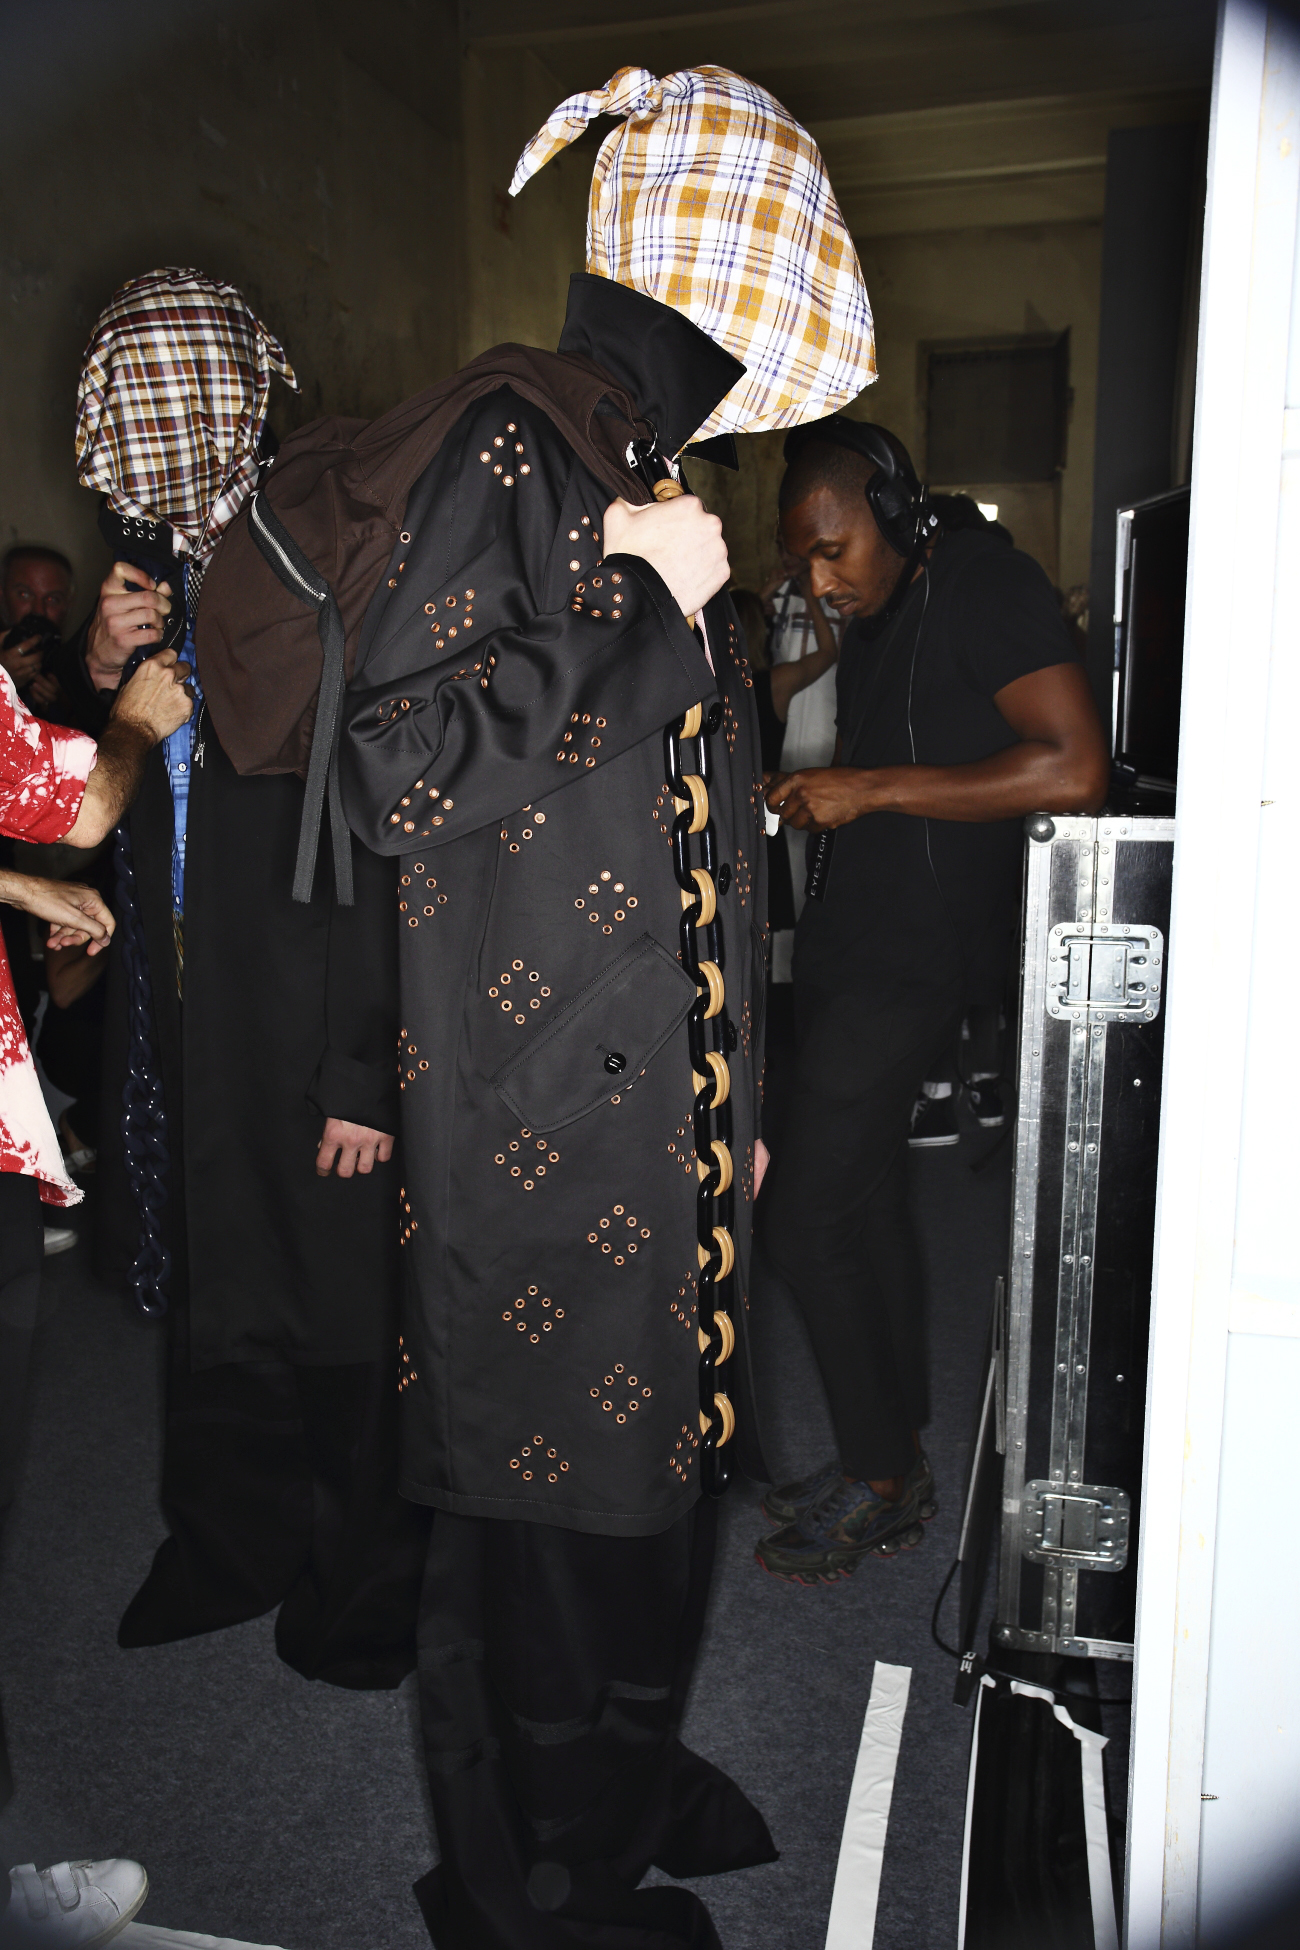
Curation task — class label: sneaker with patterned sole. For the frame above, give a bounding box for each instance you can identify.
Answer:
[760,1457,842,1528]
[763,1450,938,1528]
[754,1477,926,1585]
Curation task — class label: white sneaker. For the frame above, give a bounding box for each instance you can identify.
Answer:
[4,1861,148,1946]
[42,1228,77,1258]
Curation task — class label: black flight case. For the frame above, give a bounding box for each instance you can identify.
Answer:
[993,812,1173,1661]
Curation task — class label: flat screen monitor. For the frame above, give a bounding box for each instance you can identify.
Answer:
[1113,485,1190,797]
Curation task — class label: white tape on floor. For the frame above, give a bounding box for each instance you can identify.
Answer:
[824,1659,912,1949]
[1009,1680,1119,1950]
[119,1926,288,1949]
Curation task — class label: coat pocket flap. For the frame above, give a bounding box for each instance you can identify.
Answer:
[491,932,695,1134]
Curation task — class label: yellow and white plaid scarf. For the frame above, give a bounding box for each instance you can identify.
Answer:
[511,65,875,445]
[75,267,297,563]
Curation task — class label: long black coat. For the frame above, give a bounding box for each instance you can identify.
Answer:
[342,290,768,1537]
[48,618,402,1360]
[94,715,402,1366]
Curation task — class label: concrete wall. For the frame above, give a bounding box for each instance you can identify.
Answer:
[1,0,461,612]
[686,219,1104,597]
[458,46,593,365]
[859,219,1104,591]
[0,6,1136,619]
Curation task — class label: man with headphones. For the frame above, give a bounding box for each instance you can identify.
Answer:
[755,418,1108,1586]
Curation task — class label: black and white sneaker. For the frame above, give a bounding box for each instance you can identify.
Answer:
[966,1080,1006,1128]
[908,1091,958,1148]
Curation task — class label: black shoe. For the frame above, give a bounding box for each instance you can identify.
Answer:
[761,1457,843,1528]
[966,1079,1006,1127]
[754,1477,925,1586]
[908,1092,958,1147]
[764,1450,938,1528]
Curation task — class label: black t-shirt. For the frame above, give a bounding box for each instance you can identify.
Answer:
[794,526,1079,1004]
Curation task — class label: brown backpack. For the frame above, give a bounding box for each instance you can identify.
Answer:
[195,345,653,901]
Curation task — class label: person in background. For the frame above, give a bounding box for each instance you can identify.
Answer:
[732,587,798,1051]
[762,561,843,733]
[0,548,72,718]
[36,916,106,1176]
[0,545,117,1182]
[0,626,189,1870]
[758,418,1108,1587]
[0,549,78,1083]
[72,267,427,1692]
[908,495,1017,1149]
[760,562,842,1000]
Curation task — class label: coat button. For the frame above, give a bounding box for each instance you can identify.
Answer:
[604,1052,626,1074]
[717,863,732,894]
[724,1018,738,1053]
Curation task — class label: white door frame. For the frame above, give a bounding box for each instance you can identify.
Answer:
[1125,3,1300,1943]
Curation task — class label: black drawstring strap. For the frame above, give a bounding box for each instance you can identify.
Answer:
[247,491,354,905]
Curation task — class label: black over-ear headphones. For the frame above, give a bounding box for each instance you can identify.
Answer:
[782,416,940,559]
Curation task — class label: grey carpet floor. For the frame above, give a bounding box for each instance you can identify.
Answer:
[0,1104,1009,1950]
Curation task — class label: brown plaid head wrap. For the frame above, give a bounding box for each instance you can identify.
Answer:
[75,267,297,563]
[510,65,875,445]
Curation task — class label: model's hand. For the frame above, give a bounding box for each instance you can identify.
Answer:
[316,1118,394,1178]
[86,562,173,690]
[603,495,729,618]
[754,1138,770,1199]
[765,767,874,831]
[112,649,194,743]
[0,872,115,953]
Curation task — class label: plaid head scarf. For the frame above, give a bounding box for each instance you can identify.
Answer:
[510,65,875,445]
[75,267,297,563]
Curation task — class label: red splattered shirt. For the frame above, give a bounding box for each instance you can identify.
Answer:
[0,669,98,1207]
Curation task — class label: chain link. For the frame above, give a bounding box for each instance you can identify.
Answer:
[664,697,735,1497]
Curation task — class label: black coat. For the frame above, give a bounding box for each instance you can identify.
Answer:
[94,717,402,1367]
[342,282,768,1537]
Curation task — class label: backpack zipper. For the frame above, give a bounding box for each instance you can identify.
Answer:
[249,493,324,605]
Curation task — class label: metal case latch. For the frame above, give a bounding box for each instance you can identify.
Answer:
[1021,1479,1131,1571]
[1046,922,1164,1022]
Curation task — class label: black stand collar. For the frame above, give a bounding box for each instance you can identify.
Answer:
[557,273,744,464]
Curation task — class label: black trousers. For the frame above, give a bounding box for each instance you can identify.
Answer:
[763,982,964,1480]
[119,1352,431,1689]
[414,1502,776,1949]
[0,1170,44,1811]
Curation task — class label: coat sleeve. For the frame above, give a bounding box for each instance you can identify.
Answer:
[306,835,400,1132]
[341,404,716,854]
[0,667,96,842]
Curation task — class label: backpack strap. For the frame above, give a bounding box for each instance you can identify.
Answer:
[247,491,355,906]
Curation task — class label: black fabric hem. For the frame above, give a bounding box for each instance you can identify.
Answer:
[400,1477,701,1539]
